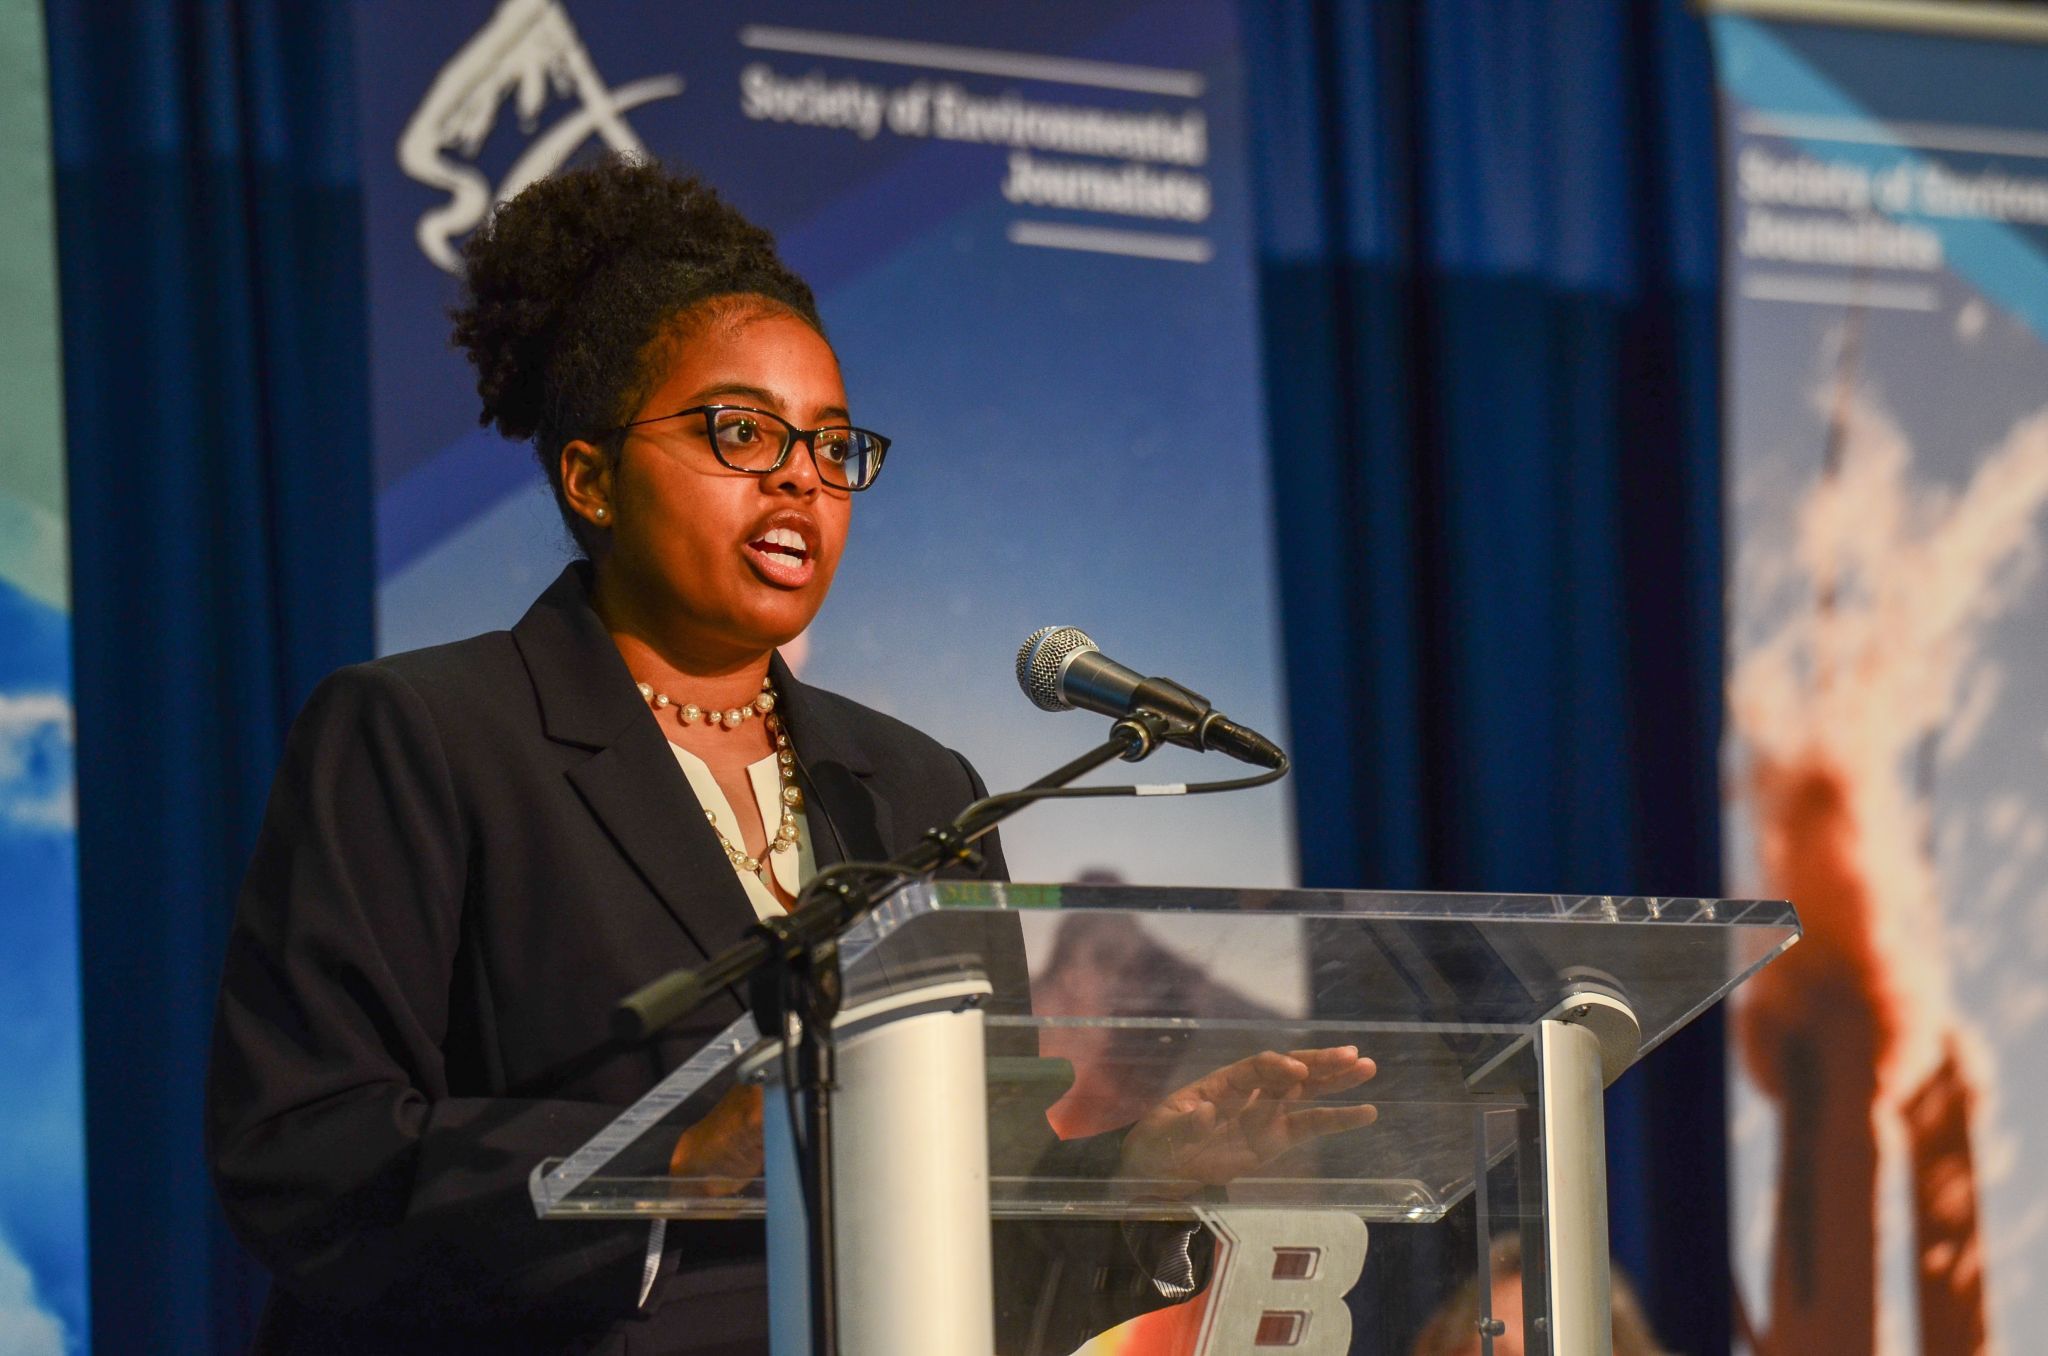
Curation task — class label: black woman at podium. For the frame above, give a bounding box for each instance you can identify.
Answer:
[204,154,1376,1356]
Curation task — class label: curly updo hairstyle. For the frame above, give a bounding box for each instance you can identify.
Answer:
[450,154,825,552]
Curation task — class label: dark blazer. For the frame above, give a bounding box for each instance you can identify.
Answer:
[207,563,1014,1354]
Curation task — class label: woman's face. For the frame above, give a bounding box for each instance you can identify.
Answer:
[589,305,855,662]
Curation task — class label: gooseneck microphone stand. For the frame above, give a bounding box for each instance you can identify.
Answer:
[612,707,1285,1356]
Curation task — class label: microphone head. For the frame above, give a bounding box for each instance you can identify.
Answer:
[1016,626,1097,711]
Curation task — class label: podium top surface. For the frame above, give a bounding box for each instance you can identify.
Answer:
[533,881,1796,1223]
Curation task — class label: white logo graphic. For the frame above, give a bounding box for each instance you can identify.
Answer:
[0,692,74,832]
[1193,1207,1368,1355]
[399,0,684,272]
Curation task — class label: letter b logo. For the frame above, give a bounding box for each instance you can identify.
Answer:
[1192,1208,1368,1354]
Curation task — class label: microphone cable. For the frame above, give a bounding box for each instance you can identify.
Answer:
[787,746,1289,917]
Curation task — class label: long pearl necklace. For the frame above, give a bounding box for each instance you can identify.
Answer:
[639,676,802,879]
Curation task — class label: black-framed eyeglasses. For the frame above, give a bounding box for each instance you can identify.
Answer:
[608,404,889,491]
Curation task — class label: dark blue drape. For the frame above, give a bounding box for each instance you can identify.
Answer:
[48,2,1727,1353]
[1239,2,1728,1351]
[45,3,371,1351]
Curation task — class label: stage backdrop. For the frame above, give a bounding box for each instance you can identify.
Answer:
[1709,3,2048,1352]
[353,0,1295,886]
[0,0,87,1350]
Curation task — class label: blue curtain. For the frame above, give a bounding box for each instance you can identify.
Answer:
[1239,2,1729,1351]
[44,3,370,1351]
[47,2,1727,1352]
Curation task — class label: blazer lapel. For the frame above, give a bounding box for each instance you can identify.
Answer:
[512,565,760,961]
[770,652,892,869]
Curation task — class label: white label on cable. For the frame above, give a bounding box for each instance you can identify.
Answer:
[1135,783,1189,796]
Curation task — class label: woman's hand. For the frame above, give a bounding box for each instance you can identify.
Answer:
[1116,1046,1378,1192]
[668,1083,765,1198]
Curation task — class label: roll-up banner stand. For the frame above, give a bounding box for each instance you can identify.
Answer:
[0,0,89,1350]
[1707,3,2048,1351]
[353,2,1295,887]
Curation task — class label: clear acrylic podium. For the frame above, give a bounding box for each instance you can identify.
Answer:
[531,882,1798,1356]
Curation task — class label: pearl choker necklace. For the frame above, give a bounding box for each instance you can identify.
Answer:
[638,675,802,880]
[634,676,777,730]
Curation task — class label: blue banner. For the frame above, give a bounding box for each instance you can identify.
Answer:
[1711,8,2048,1352]
[0,0,87,1349]
[355,0,1294,885]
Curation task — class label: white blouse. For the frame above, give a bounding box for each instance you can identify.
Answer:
[641,741,814,1302]
[664,741,812,919]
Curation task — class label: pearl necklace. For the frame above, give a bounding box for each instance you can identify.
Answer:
[634,675,778,730]
[639,675,803,880]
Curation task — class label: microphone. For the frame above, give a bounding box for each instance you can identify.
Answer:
[1014,627,1287,769]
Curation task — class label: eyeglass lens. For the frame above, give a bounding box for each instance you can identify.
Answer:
[706,408,882,489]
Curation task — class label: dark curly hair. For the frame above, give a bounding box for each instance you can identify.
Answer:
[450,154,824,551]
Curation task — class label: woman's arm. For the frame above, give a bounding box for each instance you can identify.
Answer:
[205,664,654,1328]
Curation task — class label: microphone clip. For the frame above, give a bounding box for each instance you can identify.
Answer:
[1112,677,1208,761]
[1111,706,1185,762]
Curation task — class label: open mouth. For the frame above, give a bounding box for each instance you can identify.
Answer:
[750,526,809,566]
[745,525,814,585]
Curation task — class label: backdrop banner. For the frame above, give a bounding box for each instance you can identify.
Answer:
[353,0,1294,886]
[0,0,87,1349]
[1709,7,2048,1353]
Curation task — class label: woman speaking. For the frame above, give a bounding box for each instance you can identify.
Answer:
[205,155,1371,1355]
